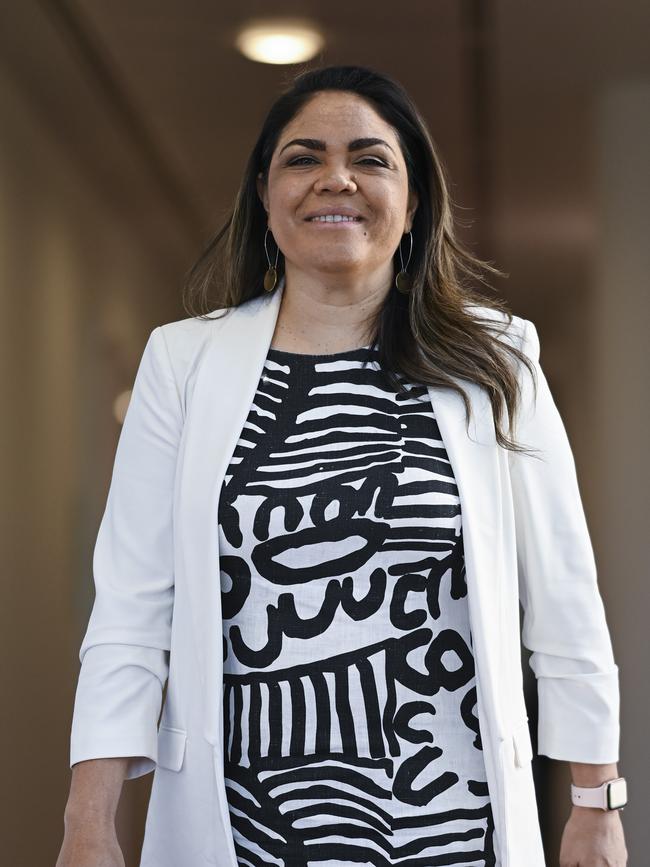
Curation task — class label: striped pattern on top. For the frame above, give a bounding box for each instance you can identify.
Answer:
[218,345,495,866]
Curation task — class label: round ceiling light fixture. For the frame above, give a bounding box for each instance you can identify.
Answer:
[235,19,325,65]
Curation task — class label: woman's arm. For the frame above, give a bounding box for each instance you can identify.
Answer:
[509,318,626,864]
[57,758,129,866]
[64,758,129,826]
[69,326,183,780]
[509,318,620,763]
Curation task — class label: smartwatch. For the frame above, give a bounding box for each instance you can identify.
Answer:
[571,777,627,811]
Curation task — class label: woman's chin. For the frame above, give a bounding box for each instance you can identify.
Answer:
[288,256,371,276]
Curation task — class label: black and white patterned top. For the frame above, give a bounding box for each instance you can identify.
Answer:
[218,343,496,867]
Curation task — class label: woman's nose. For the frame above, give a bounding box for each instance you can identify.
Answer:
[313,170,357,193]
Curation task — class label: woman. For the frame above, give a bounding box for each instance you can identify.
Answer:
[59,65,627,866]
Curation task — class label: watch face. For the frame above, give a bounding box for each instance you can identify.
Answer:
[607,778,627,809]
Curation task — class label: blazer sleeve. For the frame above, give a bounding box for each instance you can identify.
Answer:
[509,318,620,764]
[69,326,183,779]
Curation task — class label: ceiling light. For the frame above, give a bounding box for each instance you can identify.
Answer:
[235,19,324,65]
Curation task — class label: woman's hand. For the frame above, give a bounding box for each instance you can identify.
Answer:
[559,806,627,867]
[55,822,125,867]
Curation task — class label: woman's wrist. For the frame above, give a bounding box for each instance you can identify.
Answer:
[64,800,116,831]
[569,760,619,787]
[570,803,623,822]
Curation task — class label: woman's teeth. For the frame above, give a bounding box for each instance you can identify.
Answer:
[309,215,361,222]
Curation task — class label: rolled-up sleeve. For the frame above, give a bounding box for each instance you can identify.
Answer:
[509,319,620,764]
[70,326,182,779]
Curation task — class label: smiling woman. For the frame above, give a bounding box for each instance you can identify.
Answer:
[183,65,538,455]
[64,64,624,867]
[179,67,523,867]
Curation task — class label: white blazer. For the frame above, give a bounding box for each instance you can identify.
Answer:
[70,278,620,867]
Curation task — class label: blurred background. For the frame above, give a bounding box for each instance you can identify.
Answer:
[1,1,648,864]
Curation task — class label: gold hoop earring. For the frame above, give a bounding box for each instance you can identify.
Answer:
[263,226,280,292]
[395,230,413,294]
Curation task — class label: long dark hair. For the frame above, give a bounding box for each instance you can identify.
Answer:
[182,64,538,455]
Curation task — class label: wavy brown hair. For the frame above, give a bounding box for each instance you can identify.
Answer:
[182,64,538,456]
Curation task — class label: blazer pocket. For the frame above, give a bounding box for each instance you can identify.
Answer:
[157,725,187,772]
[512,719,534,768]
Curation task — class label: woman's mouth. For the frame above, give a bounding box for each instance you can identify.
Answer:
[305,215,364,226]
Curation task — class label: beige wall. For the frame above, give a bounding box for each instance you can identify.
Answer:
[590,81,650,855]
[0,68,189,865]
[518,82,650,861]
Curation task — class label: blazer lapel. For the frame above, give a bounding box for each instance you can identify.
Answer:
[175,283,284,746]
[427,379,507,744]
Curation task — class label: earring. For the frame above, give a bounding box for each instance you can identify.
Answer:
[395,230,413,294]
[263,226,280,292]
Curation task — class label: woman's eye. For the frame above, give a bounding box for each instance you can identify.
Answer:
[287,156,386,167]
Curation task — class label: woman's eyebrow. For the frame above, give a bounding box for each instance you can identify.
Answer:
[278,137,395,155]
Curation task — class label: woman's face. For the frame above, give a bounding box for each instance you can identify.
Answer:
[257,91,418,283]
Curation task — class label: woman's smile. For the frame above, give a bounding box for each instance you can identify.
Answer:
[304,216,365,227]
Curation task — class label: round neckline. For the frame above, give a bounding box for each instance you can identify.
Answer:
[267,344,375,360]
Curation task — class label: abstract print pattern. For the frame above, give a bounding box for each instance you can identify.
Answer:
[218,345,495,866]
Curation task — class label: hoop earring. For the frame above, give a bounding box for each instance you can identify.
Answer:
[395,230,413,294]
[263,227,280,292]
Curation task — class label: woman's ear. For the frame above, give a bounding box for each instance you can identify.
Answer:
[256,172,269,215]
[406,189,419,233]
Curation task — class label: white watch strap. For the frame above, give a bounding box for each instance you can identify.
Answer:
[571,777,627,810]
[571,781,608,809]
